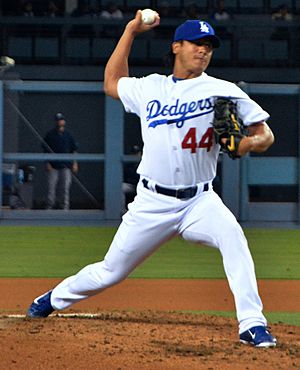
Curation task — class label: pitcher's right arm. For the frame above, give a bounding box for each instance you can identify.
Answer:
[104,10,160,99]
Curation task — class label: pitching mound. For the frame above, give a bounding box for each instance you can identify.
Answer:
[0,311,299,370]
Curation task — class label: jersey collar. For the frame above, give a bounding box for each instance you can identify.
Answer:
[172,75,185,83]
[171,73,208,83]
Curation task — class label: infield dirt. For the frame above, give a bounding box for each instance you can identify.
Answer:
[0,278,299,370]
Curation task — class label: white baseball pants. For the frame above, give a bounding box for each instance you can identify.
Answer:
[51,181,267,333]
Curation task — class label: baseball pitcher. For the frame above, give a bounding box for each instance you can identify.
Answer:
[27,12,276,347]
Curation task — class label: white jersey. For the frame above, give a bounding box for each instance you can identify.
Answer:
[118,72,269,187]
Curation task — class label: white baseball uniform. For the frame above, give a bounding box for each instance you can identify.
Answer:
[51,72,269,334]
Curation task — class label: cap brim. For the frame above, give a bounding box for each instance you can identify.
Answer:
[187,34,221,49]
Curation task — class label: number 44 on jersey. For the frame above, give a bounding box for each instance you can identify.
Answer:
[181,127,213,153]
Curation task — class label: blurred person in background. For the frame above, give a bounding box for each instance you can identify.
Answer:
[43,113,78,210]
[271,3,293,41]
[181,2,201,19]
[210,0,233,39]
[154,1,175,38]
[100,2,124,20]
[211,0,231,21]
[44,1,60,17]
[158,1,173,17]
[100,1,124,37]
[271,3,293,21]
[22,1,35,16]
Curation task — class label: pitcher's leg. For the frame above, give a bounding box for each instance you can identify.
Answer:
[51,208,177,310]
[181,191,266,334]
[217,221,267,333]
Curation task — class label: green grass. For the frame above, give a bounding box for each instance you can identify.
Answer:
[0,226,299,279]
[182,311,300,326]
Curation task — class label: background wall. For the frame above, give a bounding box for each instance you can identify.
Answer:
[1,8,300,215]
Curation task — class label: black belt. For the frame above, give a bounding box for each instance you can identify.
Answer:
[142,179,209,200]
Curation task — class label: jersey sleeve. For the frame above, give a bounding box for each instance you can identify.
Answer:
[117,77,144,116]
[237,97,270,126]
[222,83,270,126]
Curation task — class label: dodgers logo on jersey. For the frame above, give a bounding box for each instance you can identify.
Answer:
[146,98,214,128]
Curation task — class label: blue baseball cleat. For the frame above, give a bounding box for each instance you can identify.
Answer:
[240,326,277,348]
[27,290,54,318]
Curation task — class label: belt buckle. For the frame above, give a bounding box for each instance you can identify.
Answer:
[175,188,181,199]
[176,188,189,199]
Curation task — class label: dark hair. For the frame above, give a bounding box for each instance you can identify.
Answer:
[163,40,183,68]
[163,48,175,67]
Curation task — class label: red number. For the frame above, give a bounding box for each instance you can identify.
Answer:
[199,127,213,152]
[181,127,197,153]
[181,127,213,153]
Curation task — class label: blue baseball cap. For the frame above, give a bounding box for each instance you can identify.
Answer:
[55,112,65,121]
[173,20,220,48]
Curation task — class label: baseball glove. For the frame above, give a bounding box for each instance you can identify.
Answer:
[212,97,247,159]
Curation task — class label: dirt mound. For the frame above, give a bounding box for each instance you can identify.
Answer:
[1,278,299,313]
[0,278,299,369]
[0,311,299,370]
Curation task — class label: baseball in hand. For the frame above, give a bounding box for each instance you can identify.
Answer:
[141,8,157,25]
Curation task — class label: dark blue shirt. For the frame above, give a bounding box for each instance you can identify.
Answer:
[43,128,78,169]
